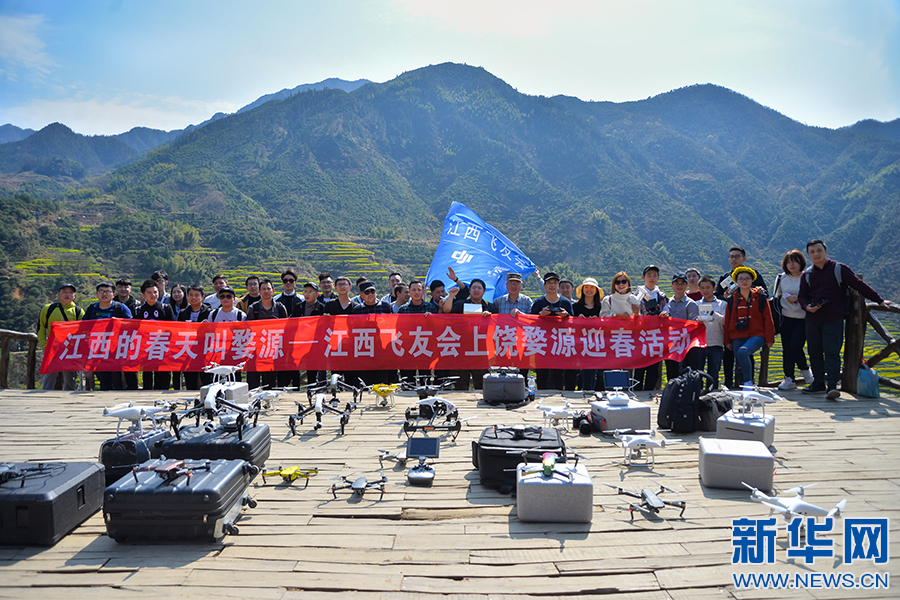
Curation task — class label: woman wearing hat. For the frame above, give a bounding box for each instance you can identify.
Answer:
[724,266,776,386]
[574,278,605,391]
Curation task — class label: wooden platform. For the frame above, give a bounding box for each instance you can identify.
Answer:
[1,385,898,599]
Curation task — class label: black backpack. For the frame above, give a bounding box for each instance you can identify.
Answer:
[657,369,714,433]
[697,391,735,432]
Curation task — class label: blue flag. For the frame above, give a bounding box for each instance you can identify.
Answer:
[426,202,537,302]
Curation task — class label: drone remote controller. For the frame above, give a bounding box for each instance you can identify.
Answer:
[407,457,435,486]
[405,436,440,486]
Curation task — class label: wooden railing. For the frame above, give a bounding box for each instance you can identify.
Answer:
[0,329,38,389]
[845,292,900,392]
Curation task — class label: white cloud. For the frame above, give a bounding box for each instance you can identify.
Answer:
[0,14,57,81]
[2,92,240,136]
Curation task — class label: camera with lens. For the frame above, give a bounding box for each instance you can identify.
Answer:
[735,318,750,331]
[572,411,594,435]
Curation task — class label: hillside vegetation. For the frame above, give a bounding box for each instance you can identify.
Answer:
[1,62,898,338]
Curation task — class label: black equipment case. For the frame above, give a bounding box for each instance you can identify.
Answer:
[471,426,567,492]
[103,458,257,542]
[158,422,270,468]
[100,428,171,486]
[482,370,528,405]
[0,462,105,546]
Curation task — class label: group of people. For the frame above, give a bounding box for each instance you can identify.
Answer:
[37,239,893,399]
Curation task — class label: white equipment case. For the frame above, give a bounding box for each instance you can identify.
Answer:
[516,462,592,523]
[699,438,774,492]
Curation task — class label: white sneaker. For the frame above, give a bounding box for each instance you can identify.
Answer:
[778,378,797,390]
[802,369,814,384]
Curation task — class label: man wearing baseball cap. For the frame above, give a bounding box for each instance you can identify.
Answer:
[530,272,573,390]
[494,272,533,316]
[38,283,84,390]
[663,272,700,379]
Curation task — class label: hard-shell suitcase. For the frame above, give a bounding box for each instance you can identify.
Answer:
[100,428,171,486]
[471,426,566,493]
[158,422,270,468]
[0,462,105,546]
[103,458,257,542]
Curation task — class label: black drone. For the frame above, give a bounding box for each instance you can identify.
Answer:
[400,375,459,400]
[603,483,686,520]
[330,472,388,500]
[289,393,361,436]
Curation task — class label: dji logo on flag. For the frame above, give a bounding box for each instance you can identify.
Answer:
[451,250,474,264]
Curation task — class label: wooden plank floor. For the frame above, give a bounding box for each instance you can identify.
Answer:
[1,385,898,599]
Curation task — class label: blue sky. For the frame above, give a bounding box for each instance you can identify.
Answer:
[1,0,898,135]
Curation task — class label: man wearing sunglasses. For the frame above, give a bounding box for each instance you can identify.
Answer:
[276,269,303,316]
[207,286,246,323]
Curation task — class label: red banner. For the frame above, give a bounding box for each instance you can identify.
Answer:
[40,315,705,373]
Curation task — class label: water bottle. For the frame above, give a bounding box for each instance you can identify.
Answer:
[527,374,536,401]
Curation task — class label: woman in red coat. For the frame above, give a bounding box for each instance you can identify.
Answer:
[724,267,775,386]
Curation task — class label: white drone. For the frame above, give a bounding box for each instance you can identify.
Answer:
[103,401,175,436]
[614,429,681,467]
[743,482,847,523]
[203,361,247,384]
[250,387,294,411]
[535,400,580,431]
[723,385,781,418]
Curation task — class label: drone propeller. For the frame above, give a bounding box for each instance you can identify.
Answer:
[658,483,680,495]
[784,483,818,497]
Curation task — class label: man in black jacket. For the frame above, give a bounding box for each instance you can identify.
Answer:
[178,284,212,390]
[248,278,288,389]
[136,279,175,390]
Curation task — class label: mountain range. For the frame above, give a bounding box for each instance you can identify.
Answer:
[0,63,898,334]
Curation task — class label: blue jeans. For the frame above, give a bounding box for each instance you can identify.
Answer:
[696,346,724,387]
[806,319,844,388]
[731,336,765,385]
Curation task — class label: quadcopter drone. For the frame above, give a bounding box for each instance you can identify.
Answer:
[288,393,361,436]
[103,400,176,436]
[400,375,459,400]
[378,448,409,468]
[330,472,388,500]
[535,400,580,431]
[743,482,847,522]
[171,389,262,439]
[301,374,365,406]
[512,451,587,483]
[131,459,211,483]
[0,463,65,486]
[353,383,400,408]
[394,397,471,440]
[603,482,686,520]
[614,429,681,467]
[250,387,295,411]
[203,361,247,384]
[262,466,318,486]
[723,386,781,418]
